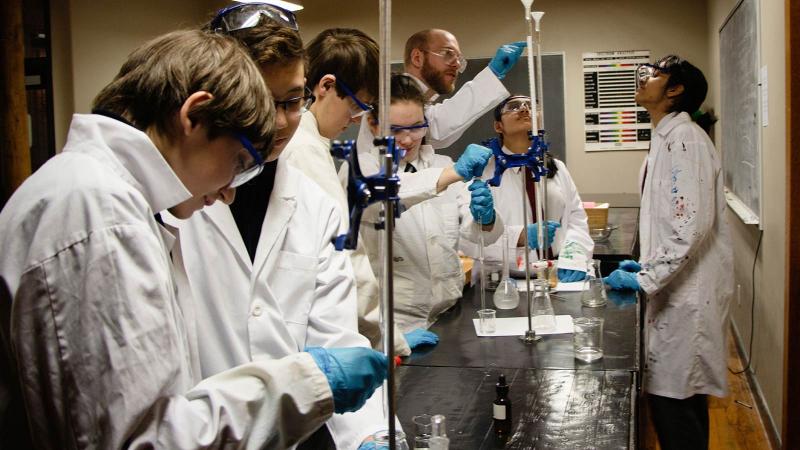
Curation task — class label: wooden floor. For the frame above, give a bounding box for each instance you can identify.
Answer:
[640,330,774,449]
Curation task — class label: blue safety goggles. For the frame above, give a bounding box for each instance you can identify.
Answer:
[210,2,298,33]
[230,133,266,188]
[335,77,374,118]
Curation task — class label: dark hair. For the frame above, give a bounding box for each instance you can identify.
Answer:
[305,28,379,101]
[491,95,557,178]
[227,21,305,69]
[370,73,425,118]
[404,29,432,66]
[93,29,274,148]
[657,55,708,116]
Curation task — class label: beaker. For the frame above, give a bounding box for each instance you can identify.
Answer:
[371,430,410,450]
[482,260,503,291]
[573,317,604,363]
[530,279,556,331]
[412,414,432,450]
[493,233,519,309]
[478,308,496,334]
[581,259,608,307]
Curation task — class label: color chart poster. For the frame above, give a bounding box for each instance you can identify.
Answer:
[583,50,651,151]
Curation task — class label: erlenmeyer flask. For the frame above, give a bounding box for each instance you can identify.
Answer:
[531,279,556,331]
[493,233,519,309]
[581,259,608,307]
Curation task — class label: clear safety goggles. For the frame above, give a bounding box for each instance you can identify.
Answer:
[390,120,429,140]
[425,48,467,74]
[635,63,673,89]
[336,77,374,119]
[274,86,315,118]
[500,97,533,115]
[229,133,266,188]
[210,2,299,33]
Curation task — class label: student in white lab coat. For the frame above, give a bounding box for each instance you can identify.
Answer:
[465,95,593,281]
[282,29,495,356]
[0,29,386,449]
[358,74,504,333]
[604,55,733,450]
[171,10,392,449]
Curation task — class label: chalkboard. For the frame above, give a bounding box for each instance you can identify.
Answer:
[720,0,761,225]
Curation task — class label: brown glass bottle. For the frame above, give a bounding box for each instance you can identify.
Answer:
[493,374,511,435]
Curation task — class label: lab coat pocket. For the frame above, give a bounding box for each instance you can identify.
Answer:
[272,251,316,327]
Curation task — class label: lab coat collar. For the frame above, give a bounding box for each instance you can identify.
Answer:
[654,111,688,138]
[300,110,329,146]
[403,144,435,171]
[65,114,192,214]
[252,157,297,276]
[403,72,439,103]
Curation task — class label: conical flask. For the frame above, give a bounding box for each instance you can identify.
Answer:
[493,233,519,309]
[531,279,556,331]
[581,259,608,307]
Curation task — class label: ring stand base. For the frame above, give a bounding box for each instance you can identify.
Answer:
[519,329,541,343]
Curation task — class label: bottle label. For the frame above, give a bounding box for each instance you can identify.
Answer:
[493,404,506,420]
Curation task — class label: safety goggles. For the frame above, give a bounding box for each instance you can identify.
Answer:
[230,133,266,188]
[635,63,673,89]
[274,86,315,118]
[336,77,374,118]
[425,48,467,73]
[500,97,533,115]
[390,120,429,140]
[210,2,299,33]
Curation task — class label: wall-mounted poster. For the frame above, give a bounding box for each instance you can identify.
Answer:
[583,50,651,151]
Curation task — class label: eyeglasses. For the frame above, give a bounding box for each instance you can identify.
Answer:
[335,77,374,118]
[390,120,429,140]
[230,133,266,188]
[424,48,467,73]
[500,97,532,115]
[635,63,673,89]
[274,87,315,118]
[210,2,299,33]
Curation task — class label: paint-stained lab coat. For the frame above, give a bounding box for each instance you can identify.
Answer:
[358,145,504,331]
[0,114,333,449]
[169,158,391,449]
[462,151,593,273]
[637,111,733,399]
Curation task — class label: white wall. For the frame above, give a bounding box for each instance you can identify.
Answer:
[707,0,786,440]
[296,0,709,197]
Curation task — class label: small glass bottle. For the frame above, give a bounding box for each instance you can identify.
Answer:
[371,430,409,450]
[493,374,512,436]
[428,415,449,450]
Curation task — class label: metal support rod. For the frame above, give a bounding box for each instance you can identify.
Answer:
[378,0,396,446]
[533,11,549,256]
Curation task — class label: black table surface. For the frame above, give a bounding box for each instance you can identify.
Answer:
[396,366,635,449]
[592,208,639,263]
[403,286,640,372]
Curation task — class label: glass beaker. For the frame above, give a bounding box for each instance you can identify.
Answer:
[530,279,556,331]
[493,233,519,309]
[573,317,604,363]
[371,430,410,450]
[581,259,608,307]
[412,414,432,450]
[477,309,496,334]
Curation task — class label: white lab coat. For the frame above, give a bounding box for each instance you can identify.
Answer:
[637,112,733,399]
[462,150,593,273]
[358,145,504,331]
[168,158,391,450]
[0,114,333,449]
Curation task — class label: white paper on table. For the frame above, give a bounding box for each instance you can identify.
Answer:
[472,315,574,337]
[514,280,586,292]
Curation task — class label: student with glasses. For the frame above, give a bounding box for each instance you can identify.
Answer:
[604,55,732,450]
[356,74,505,336]
[400,28,527,149]
[165,6,393,449]
[0,28,376,449]
[461,95,594,283]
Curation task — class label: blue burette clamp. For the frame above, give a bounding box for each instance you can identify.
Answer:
[483,130,549,187]
[329,136,403,250]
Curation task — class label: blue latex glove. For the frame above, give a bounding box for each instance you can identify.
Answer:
[603,269,640,291]
[357,442,378,450]
[454,144,492,180]
[469,180,495,225]
[526,220,560,249]
[618,259,642,272]
[558,268,586,282]
[488,41,527,79]
[305,347,388,414]
[404,328,439,350]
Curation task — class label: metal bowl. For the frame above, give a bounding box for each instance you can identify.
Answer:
[589,226,614,242]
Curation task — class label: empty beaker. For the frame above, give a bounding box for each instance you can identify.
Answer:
[530,279,556,331]
[573,317,604,363]
[371,430,410,450]
[581,259,608,307]
[493,233,519,310]
[478,308,496,334]
[412,414,432,450]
